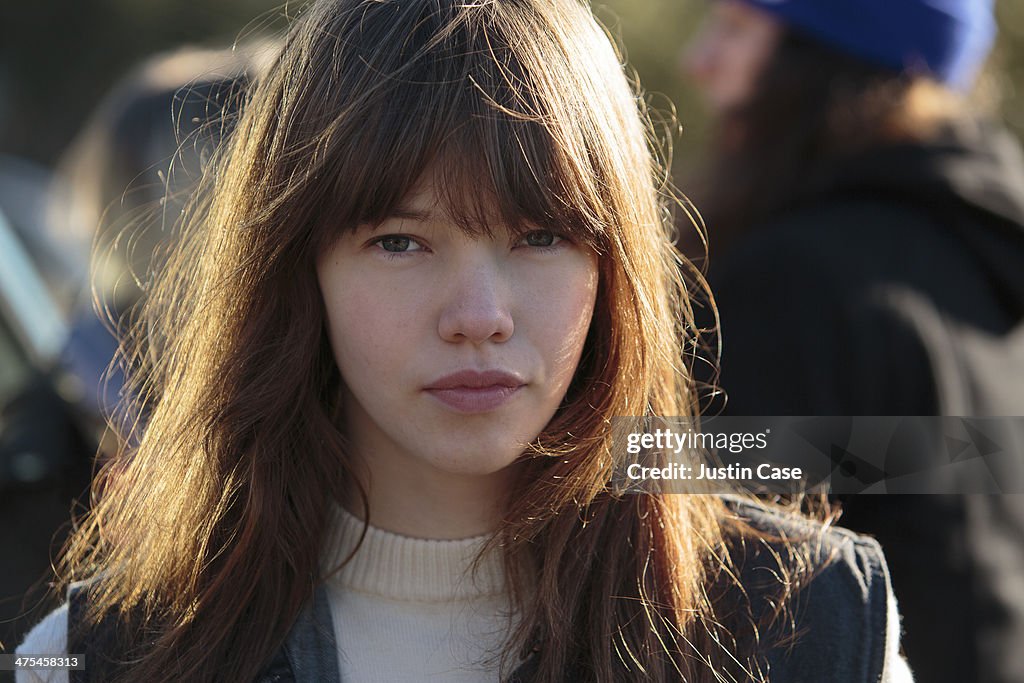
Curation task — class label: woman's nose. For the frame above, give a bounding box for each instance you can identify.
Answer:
[437,259,514,345]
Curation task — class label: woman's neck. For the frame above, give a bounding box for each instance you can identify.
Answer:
[341,458,522,539]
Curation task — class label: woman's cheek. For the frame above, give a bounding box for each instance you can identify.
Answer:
[332,296,413,371]
[527,254,598,378]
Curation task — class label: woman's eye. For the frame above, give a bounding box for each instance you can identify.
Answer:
[373,235,423,253]
[518,230,562,248]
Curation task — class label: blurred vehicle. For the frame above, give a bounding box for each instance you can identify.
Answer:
[0,45,270,660]
[0,156,90,491]
[0,157,93,662]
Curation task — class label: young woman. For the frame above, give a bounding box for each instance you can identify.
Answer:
[19,0,910,681]
[684,2,1024,682]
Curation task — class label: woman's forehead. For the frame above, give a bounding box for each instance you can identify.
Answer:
[391,172,446,219]
[380,168,532,235]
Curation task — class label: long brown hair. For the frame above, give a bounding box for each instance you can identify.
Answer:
[60,1,801,680]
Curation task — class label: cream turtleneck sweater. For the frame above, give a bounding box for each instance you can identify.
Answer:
[320,505,520,682]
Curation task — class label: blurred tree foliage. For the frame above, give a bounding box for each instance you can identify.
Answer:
[1,0,1021,169]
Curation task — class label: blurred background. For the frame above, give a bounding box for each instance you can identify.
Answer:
[1,0,1023,680]
[3,1,1024,175]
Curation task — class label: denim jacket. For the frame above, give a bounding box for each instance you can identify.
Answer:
[68,499,893,682]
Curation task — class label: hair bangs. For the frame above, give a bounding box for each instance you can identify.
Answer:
[301,0,613,253]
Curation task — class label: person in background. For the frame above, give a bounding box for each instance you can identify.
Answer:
[683,1,1024,682]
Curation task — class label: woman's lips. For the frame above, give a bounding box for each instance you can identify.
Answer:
[424,370,526,414]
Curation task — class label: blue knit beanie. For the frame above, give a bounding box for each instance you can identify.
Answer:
[735,0,996,90]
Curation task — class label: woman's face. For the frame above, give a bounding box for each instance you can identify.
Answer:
[317,175,598,491]
[683,0,782,113]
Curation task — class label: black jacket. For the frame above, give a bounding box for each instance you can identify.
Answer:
[707,118,1024,683]
[710,117,1024,416]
